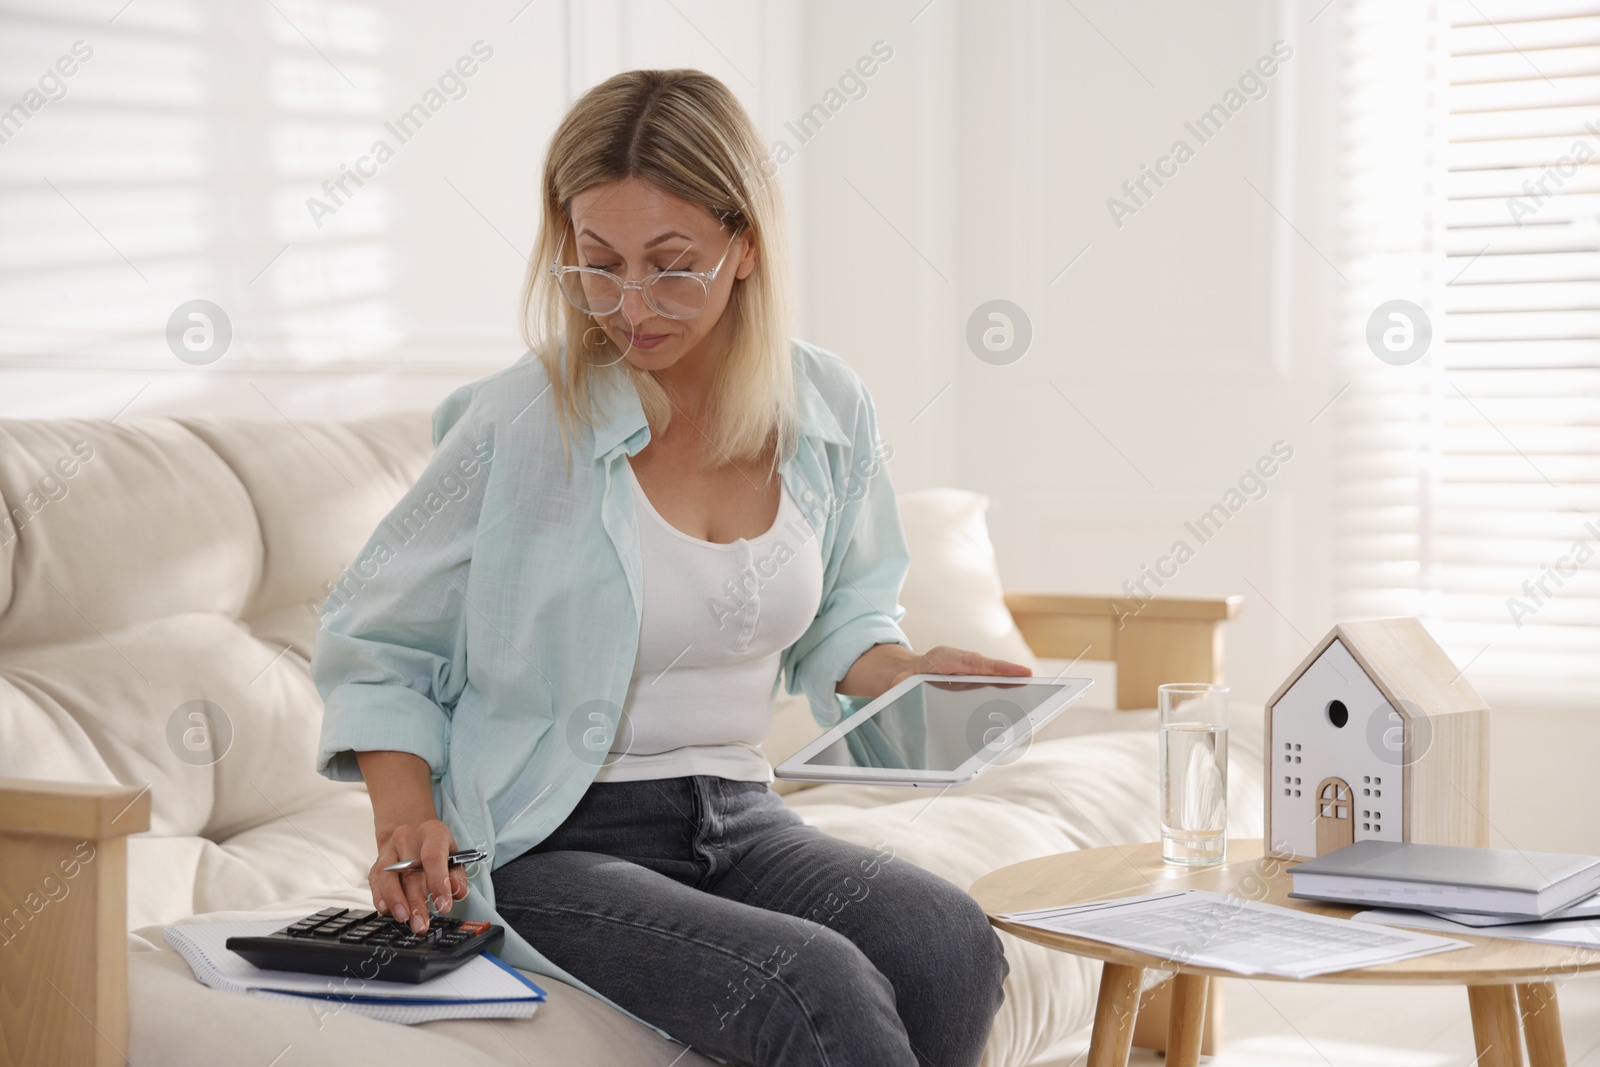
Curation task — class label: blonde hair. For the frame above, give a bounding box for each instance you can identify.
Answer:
[520,69,796,476]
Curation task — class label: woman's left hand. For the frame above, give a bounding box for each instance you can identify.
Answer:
[840,641,1033,702]
[887,644,1033,690]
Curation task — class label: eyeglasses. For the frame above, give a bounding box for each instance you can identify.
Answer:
[549,227,742,320]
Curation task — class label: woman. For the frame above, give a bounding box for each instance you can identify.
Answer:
[312,68,1026,1067]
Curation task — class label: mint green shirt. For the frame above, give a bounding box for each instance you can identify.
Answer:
[310,339,912,1038]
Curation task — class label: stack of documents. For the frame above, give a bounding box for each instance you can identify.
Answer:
[1352,907,1600,950]
[165,920,546,1025]
[1288,841,1600,920]
[999,889,1469,978]
[1432,892,1600,928]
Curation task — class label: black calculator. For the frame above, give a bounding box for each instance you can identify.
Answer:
[225,907,505,984]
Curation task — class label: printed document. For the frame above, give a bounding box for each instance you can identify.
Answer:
[999,890,1470,978]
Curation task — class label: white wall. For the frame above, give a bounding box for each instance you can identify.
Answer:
[2,0,1589,851]
[798,0,1345,707]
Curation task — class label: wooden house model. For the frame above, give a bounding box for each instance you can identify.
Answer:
[1264,617,1489,860]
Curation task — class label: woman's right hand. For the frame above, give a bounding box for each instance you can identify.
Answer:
[371,817,470,934]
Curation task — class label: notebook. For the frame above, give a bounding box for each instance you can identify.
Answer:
[1289,841,1600,919]
[164,920,546,1025]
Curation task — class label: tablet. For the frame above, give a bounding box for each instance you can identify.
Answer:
[774,675,1094,787]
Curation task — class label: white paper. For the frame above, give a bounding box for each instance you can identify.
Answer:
[1429,889,1600,927]
[1000,890,1470,978]
[1353,907,1600,950]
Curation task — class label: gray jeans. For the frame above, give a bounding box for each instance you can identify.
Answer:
[491,775,1009,1067]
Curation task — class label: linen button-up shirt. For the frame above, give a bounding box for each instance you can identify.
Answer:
[310,338,912,1038]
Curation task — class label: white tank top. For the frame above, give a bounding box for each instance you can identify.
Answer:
[592,458,825,783]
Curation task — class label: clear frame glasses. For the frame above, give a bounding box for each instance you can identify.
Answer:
[549,226,742,320]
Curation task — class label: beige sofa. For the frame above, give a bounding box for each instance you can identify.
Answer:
[0,411,1258,1067]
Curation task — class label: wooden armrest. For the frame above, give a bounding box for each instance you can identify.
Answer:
[0,778,150,1067]
[1004,593,1244,712]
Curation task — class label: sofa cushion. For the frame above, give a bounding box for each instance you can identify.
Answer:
[179,414,434,619]
[0,611,363,847]
[123,788,376,930]
[0,418,261,648]
[128,929,719,1067]
[0,483,12,616]
[0,616,253,839]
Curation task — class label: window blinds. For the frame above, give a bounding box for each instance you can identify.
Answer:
[1336,0,1600,707]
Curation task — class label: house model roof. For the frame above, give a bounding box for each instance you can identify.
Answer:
[1265,617,1488,722]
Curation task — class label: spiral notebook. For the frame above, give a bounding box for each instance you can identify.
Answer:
[164,920,546,1025]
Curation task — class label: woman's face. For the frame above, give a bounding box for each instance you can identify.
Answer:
[566,177,755,376]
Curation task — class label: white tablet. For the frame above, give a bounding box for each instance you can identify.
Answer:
[774,675,1094,787]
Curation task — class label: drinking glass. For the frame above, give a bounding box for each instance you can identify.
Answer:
[1159,683,1229,866]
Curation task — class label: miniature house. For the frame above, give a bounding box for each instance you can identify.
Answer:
[1264,617,1489,860]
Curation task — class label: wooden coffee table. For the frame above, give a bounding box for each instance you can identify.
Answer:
[970,839,1600,1067]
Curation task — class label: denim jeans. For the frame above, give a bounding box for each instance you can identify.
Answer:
[492,775,1009,1067]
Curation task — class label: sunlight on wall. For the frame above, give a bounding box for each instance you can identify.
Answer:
[1,1,202,359]
[1,0,775,412]
[0,0,391,367]
[266,0,394,361]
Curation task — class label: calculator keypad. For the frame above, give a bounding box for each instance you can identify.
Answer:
[226,907,504,983]
[270,907,484,948]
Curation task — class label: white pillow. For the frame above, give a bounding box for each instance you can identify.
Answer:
[895,488,1040,671]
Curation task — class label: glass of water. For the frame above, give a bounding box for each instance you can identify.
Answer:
[1159,683,1228,866]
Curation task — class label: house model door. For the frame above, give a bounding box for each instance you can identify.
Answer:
[1315,777,1354,854]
